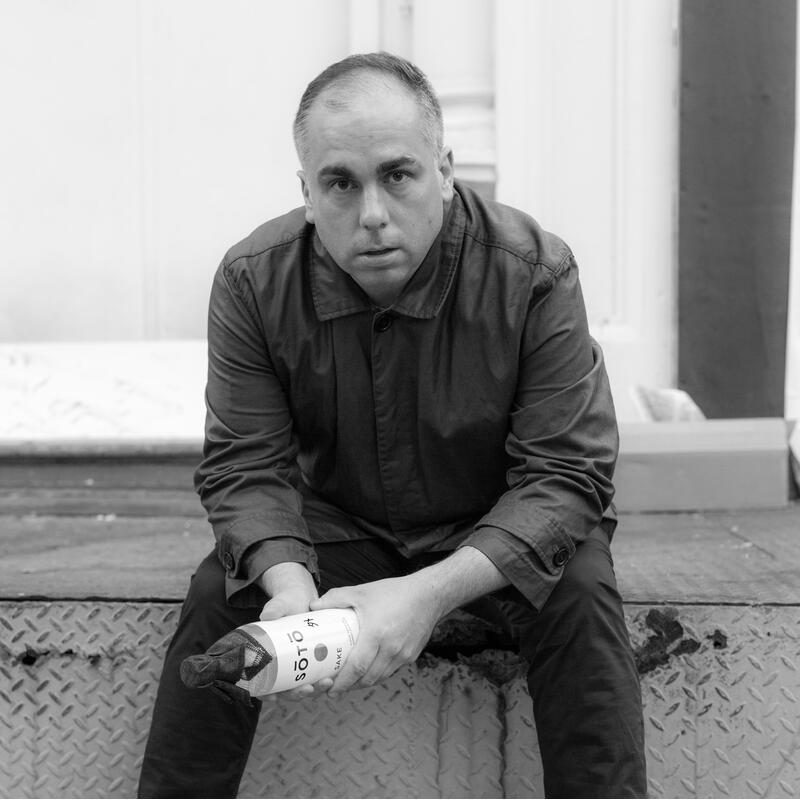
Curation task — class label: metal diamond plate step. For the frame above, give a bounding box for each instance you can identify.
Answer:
[2,601,800,798]
[628,605,800,798]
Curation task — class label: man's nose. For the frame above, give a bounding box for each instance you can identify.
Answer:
[359,186,389,229]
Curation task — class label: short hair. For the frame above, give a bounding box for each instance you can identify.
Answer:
[293,52,443,163]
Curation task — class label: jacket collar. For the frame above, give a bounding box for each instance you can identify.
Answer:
[309,187,466,321]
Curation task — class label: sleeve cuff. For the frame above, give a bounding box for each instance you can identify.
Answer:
[214,509,310,577]
[476,503,576,575]
[222,536,319,608]
[458,524,562,611]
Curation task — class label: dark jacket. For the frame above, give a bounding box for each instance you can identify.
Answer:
[195,182,618,610]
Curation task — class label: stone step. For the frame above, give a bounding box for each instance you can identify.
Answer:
[0,340,792,512]
[2,492,799,606]
[3,479,799,797]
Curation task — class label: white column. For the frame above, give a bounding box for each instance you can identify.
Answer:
[411,0,496,190]
[495,0,680,421]
[348,0,382,52]
[348,0,495,191]
[349,0,413,55]
[380,0,414,57]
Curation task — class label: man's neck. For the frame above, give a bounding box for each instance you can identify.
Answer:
[358,268,421,309]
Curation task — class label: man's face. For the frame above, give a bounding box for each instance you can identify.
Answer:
[298,76,454,306]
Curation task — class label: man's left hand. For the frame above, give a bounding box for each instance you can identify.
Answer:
[309,572,441,694]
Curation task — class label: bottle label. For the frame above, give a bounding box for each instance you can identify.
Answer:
[237,608,359,697]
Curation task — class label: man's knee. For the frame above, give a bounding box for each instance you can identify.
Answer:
[551,531,621,619]
[515,529,628,662]
[171,551,258,653]
[178,551,229,623]
[185,550,226,600]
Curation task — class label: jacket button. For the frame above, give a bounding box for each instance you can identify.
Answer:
[373,313,393,332]
[553,547,570,568]
[223,552,234,571]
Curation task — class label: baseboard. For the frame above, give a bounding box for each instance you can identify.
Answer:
[616,418,788,511]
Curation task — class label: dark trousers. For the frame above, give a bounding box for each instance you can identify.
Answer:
[138,529,646,798]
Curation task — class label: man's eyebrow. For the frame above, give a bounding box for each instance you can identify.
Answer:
[317,164,355,180]
[378,156,420,172]
[316,156,421,181]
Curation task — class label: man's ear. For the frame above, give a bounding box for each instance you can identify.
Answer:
[438,146,455,202]
[297,170,314,224]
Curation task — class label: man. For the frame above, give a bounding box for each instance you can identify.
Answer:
[139,52,646,798]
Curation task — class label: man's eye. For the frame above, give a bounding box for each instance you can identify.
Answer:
[387,171,409,184]
[330,179,353,192]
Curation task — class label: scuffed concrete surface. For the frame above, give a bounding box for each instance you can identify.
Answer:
[0,341,206,441]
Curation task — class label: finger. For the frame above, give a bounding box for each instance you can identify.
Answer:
[382,652,414,685]
[259,596,304,621]
[360,638,423,691]
[352,646,402,691]
[328,641,378,695]
[289,677,335,700]
[285,684,316,701]
[273,676,335,702]
[309,590,354,611]
[259,600,287,621]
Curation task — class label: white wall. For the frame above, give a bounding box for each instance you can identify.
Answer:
[0,1,680,424]
[495,0,680,421]
[0,0,349,341]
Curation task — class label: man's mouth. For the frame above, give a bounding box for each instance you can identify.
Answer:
[361,247,395,256]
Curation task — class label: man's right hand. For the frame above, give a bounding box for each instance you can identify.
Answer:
[258,561,318,621]
[256,561,333,700]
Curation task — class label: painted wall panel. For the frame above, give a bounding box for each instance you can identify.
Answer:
[139,0,350,338]
[413,0,495,190]
[0,0,350,342]
[1,0,680,424]
[0,0,146,341]
[495,0,679,421]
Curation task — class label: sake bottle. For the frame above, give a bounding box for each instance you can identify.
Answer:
[181,608,359,699]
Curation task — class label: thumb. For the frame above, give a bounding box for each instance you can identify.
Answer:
[259,595,303,622]
[309,589,353,612]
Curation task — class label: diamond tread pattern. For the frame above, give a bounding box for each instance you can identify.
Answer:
[2,601,800,798]
[629,606,800,798]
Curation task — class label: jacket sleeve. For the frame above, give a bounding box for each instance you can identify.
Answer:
[458,252,618,610]
[194,261,318,607]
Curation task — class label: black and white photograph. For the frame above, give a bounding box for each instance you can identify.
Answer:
[1,1,799,798]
